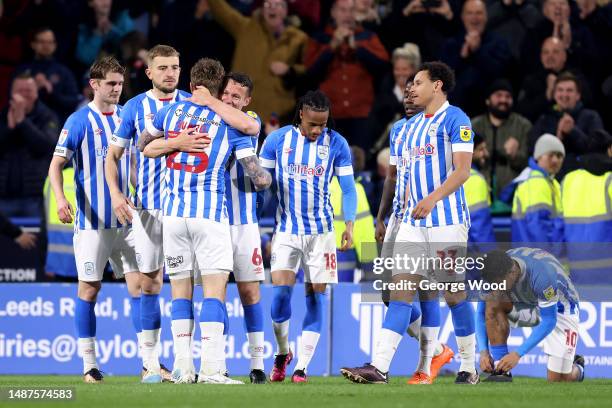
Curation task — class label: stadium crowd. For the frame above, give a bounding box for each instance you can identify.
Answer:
[0,0,610,281]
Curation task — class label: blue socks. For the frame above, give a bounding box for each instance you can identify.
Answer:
[303,293,325,333]
[450,300,475,337]
[76,298,96,338]
[171,298,194,320]
[221,300,229,336]
[382,301,413,335]
[201,298,225,323]
[129,296,141,334]
[141,294,161,331]
[271,285,293,323]
[409,301,421,324]
[243,302,264,333]
[490,344,509,362]
[420,299,441,327]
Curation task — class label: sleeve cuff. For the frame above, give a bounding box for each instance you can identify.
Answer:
[335,165,354,176]
[260,157,276,168]
[54,146,73,160]
[389,156,397,165]
[145,121,164,137]
[452,143,474,153]
[235,147,256,160]
[110,134,130,148]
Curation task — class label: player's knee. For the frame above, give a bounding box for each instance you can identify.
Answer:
[78,281,101,301]
[141,271,162,294]
[238,283,260,305]
[306,283,326,294]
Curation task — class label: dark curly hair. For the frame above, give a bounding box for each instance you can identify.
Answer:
[418,61,456,94]
[481,250,515,283]
[292,90,333,128]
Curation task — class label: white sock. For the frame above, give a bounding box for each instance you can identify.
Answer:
[171,319,193,362]
[273,320,290,354]
[141,329,161,372]
[371,328,403,373]
[217,334,228,374]
[433,341,443,357]
[199,322,224,376]
[78,337,98,373]
[136,332,144,359]
[416,326,439,375]
[295,331,320,372]
[407,316,421,339]
[456,333,476,373]
[248,332,265,370]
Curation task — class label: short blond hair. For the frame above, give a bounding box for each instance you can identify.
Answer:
[392,43,421,68]
[147,44,180,66]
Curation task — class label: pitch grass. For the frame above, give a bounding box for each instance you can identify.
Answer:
[1,376,610,408]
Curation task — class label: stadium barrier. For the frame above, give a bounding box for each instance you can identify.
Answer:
[1,283,611,378]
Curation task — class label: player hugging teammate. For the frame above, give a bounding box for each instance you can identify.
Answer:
[51,47,584,385]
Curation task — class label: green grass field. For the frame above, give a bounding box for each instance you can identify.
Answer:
[1,376,610,408]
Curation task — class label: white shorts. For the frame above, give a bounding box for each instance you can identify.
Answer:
[393,223,468,281]
[542,312,579,367]
[74,227,139,282]
[380,214,402,260]
[271,231,338,284]
[132,208,164,273]
[163,216,233,278]
[230,223,265,282]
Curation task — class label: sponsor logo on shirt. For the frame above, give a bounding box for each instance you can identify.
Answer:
[410,143,436,160]
[285,163,325,177]
[165,255,184,269]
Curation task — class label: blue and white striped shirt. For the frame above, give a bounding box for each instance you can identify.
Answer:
[401,101,473,228]
[507,247,580,313]
[110,89,190,210]
[149,101,256,221]
[260,125,353,235]
[54,102,130,230]
[389,117,413,220]
[225,111,261,225]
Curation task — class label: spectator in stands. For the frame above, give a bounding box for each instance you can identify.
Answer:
[15,27,81,122]
[440,0,513,116]
[0,211,37,250]
[472,79,531,200]
[305,0,389,151]
[208,0,308,126]
[521,0,596,74]
[511,134,564,246]
[0,73,58,217]
[486,0,542,61]
[380,0,461,61]
[464,134,495,243]
[354,0,382,33]
[529,72,604,177]
[75,0,134,68]
[153,0,235,90]
[366,43,420,157]
[517,37,591,123]
[562,130,612,284]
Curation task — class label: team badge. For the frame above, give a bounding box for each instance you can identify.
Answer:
[459,126,472,142]
[59,129,68,144]
[84,262,95,276]
[317,145,329,160]
[543,286,556,301]
[428,123,439,137]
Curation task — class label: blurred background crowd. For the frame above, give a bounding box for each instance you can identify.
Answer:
[0,0,610,282]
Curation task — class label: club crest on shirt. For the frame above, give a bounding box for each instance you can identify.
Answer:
[317,145,329,160]
[428,123,439,137]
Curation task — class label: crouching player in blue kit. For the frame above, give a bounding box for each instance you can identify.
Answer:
[476,248,585,382]
[260,91,357,383]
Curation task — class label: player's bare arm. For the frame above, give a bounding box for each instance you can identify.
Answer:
[48,155,73,224]
[105,144,135,224]
[190,86,260,136]
[141,127,211,158]
[137,129,163,153]
[412,151,472,219]
[375,164,397,242]
[238,155,272,191]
